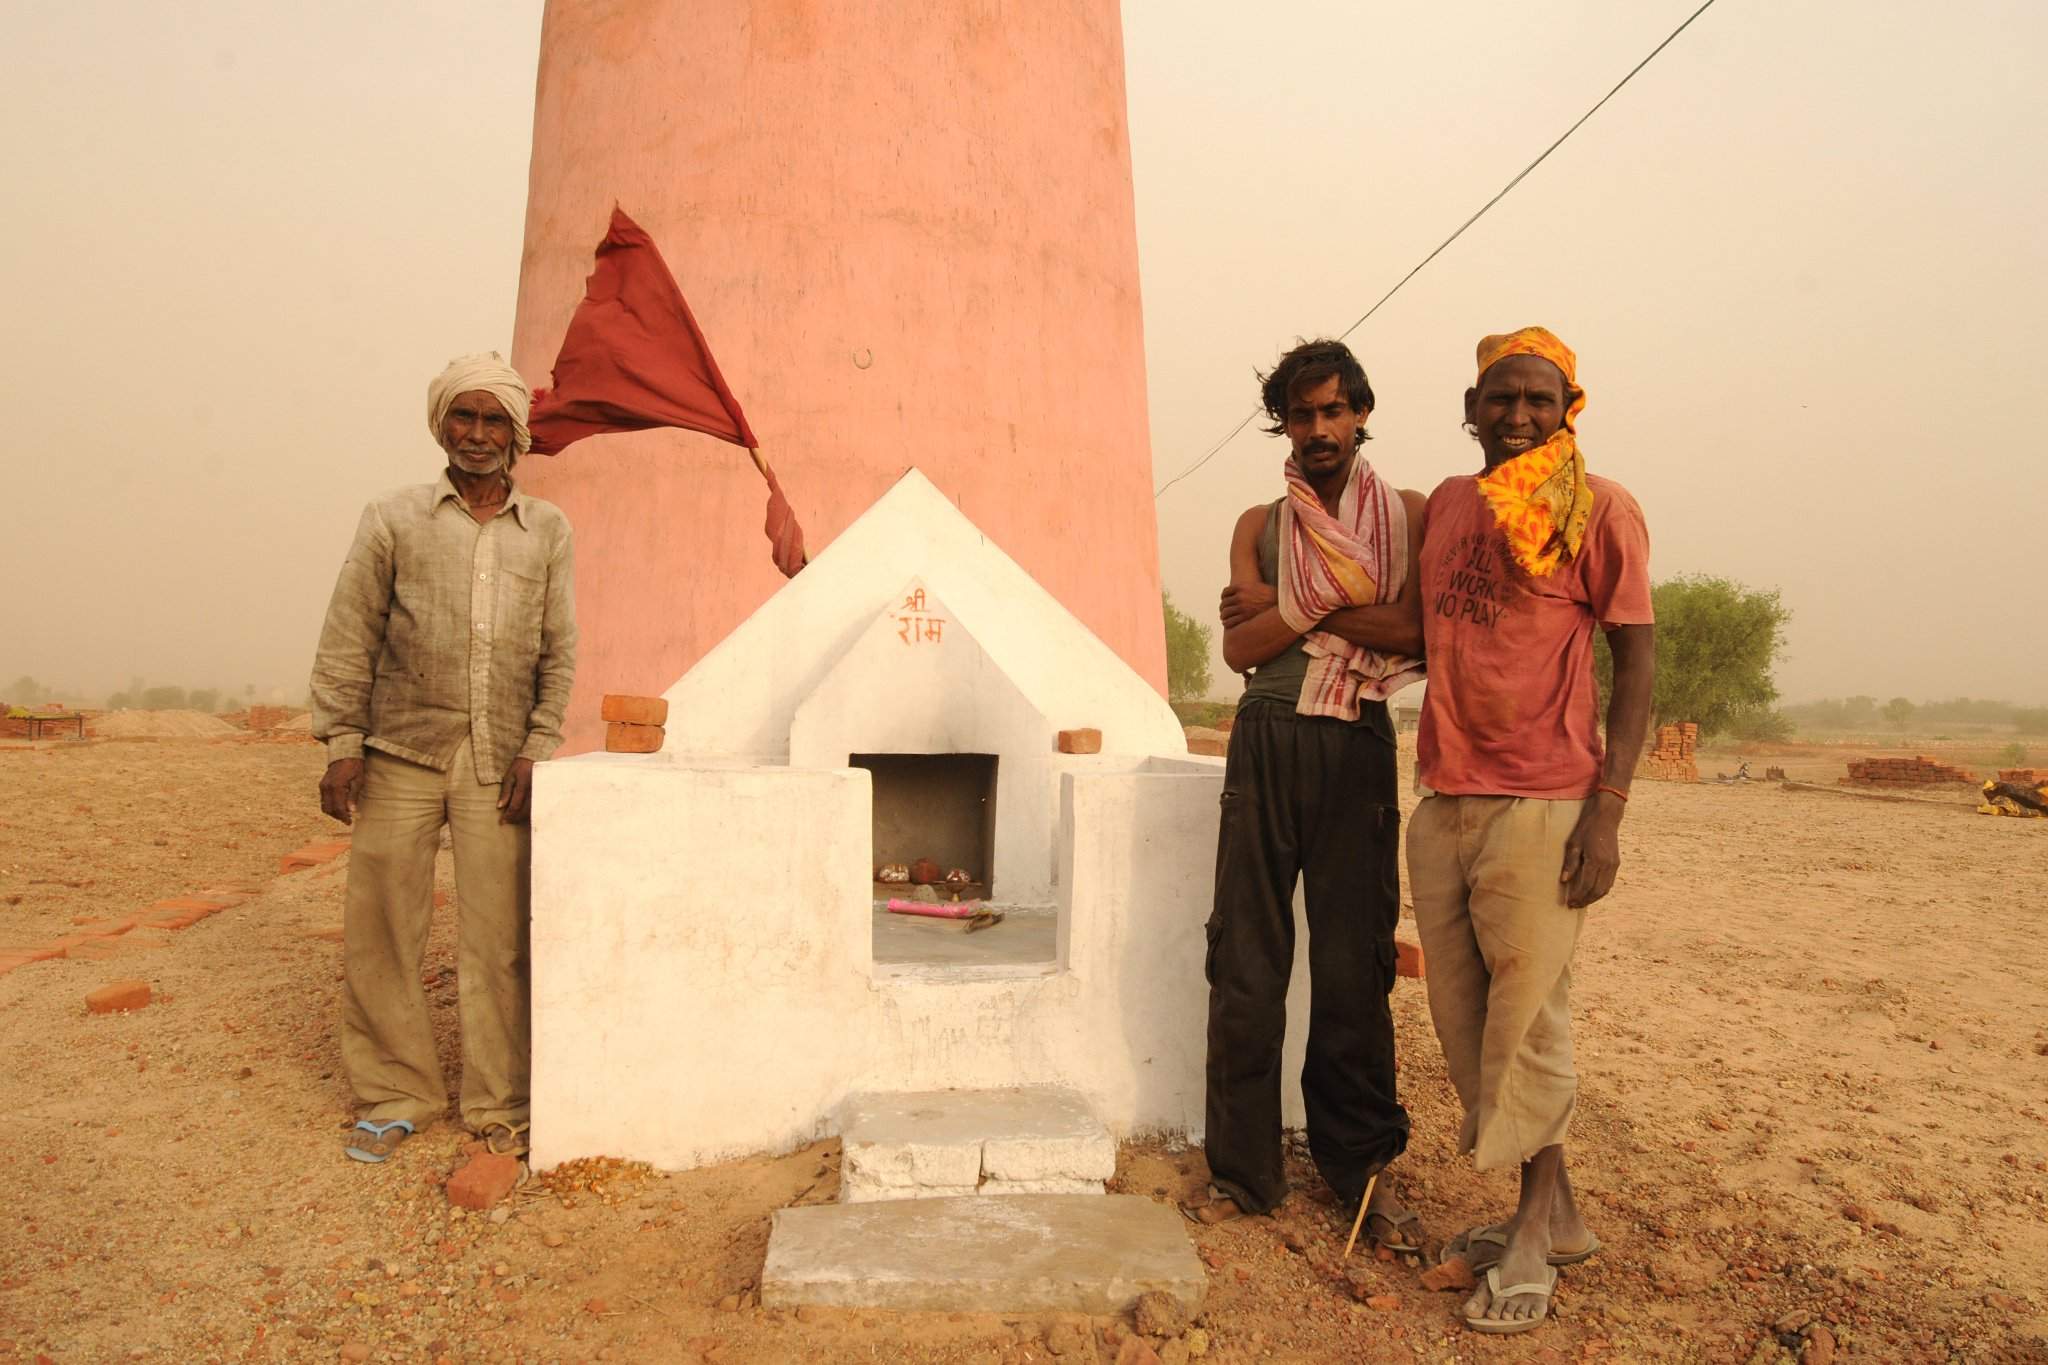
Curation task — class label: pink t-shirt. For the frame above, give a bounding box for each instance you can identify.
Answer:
[1416,472,1653,798]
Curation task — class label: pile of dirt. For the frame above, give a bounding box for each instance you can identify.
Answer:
[91,709,238,738]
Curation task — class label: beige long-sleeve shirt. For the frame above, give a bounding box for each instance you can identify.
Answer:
[311,472,577,783]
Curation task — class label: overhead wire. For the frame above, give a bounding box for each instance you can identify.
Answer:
[1152,0,1720,501]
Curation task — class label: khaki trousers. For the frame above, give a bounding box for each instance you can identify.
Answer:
[1406,794,1586,1171]
[340,738,530,1131]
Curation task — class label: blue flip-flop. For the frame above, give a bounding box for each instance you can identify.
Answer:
[343,1118,414,1163]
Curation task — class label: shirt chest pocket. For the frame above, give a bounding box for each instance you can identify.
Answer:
[498,567,548,648]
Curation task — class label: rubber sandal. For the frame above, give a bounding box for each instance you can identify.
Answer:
[1440,1224,1599,1270]
[343,1118,415,1163]
[1177,1188,1246,1226]
[1464,1263,1557,1335]
[479,1120,530,1157]
[1364,1207,1424,1255]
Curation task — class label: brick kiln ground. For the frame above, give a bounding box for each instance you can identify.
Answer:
[1,737,2046,1363]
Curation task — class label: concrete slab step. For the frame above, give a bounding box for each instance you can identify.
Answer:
[838,1086,1114,1203]
[761,1194,1207,1315]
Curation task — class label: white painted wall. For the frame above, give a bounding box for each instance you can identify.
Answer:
[792,582,1057,900]
[529,471,1349,1173]
[532,753,1328,1172]
[659,471,1186,764]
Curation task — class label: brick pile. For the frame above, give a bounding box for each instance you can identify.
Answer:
[245,705,297,731]
[0,703,96,740]
[602,694,666,754]
[1639,723,1699,782]
[1842,755,1977,788]
[1997,768,2046,787]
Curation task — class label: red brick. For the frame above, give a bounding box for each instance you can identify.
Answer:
[1420,1256,1477,1292]
[1057,728,1103,755]
[1394,937,1425,980]
[604,721,664,754]
[152,897,229,917]
[63,941,123,962]
[280,840,352,874]
[86,980,152,1014]
[600,694,669,726]
[445,1153,521,1211]
[1113,1338,1161,1365]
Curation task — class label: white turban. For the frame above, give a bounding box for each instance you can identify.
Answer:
[427,352,533,459]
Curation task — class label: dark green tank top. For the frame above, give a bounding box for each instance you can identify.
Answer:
[1238,500,1392,735]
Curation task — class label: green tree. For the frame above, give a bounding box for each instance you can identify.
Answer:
[1881,696,1916,728]
[139,685,187,710]
[5,675,45,706]
[1163,592,1213,703]
[1595,575,1791,739]
[188,688,220,713]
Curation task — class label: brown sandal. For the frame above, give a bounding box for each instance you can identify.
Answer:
[479,1120,530,1157]
[1178,1190,1247,1225]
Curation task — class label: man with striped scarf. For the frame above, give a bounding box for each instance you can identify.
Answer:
[1188,339,1427,1250]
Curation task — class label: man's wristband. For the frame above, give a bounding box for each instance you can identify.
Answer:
[1595,784,1629,803]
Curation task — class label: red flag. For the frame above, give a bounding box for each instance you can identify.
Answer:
[530,206,806,576]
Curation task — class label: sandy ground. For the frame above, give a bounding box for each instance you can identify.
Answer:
[2,736,2046,1364]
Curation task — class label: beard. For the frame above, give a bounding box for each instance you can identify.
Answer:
[449,445,508,474]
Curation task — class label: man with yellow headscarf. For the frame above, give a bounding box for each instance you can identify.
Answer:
[1408,328,1654,1336]
[310,353,578,1165]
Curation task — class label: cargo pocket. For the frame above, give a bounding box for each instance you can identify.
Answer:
[1204,786,1240,986]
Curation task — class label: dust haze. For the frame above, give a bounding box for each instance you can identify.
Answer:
[3,2,2043,708]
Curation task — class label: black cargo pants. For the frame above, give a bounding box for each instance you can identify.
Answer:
[1202,698,1408,1213]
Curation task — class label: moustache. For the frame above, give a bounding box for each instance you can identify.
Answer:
[1304,442,1341,457]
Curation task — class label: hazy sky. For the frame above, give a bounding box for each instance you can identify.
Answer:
[4,2,2044,705]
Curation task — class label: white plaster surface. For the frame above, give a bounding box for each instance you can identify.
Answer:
[839,1087,1113,1202]
[792,582,1068,901]
[761,1195,1207,1314]
[659,470,1186,765]
[534,752,1327,1171]
[529,474,1340,1173]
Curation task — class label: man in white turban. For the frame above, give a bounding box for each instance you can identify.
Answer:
[310,352,577,1163]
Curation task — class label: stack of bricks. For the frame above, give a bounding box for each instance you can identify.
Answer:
[0,704,96,740]
[1638,722,1699,782]
[1996,767,2047,788]
[603,694,667,753]
[1842,755,1976,788]
[245,704,296,731]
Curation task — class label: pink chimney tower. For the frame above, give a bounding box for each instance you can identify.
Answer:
[510,0,1167,753]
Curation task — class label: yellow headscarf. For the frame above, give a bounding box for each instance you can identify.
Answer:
[1471,327,1592,578]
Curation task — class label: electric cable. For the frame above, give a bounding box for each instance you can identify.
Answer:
[1153,0,1720,500]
